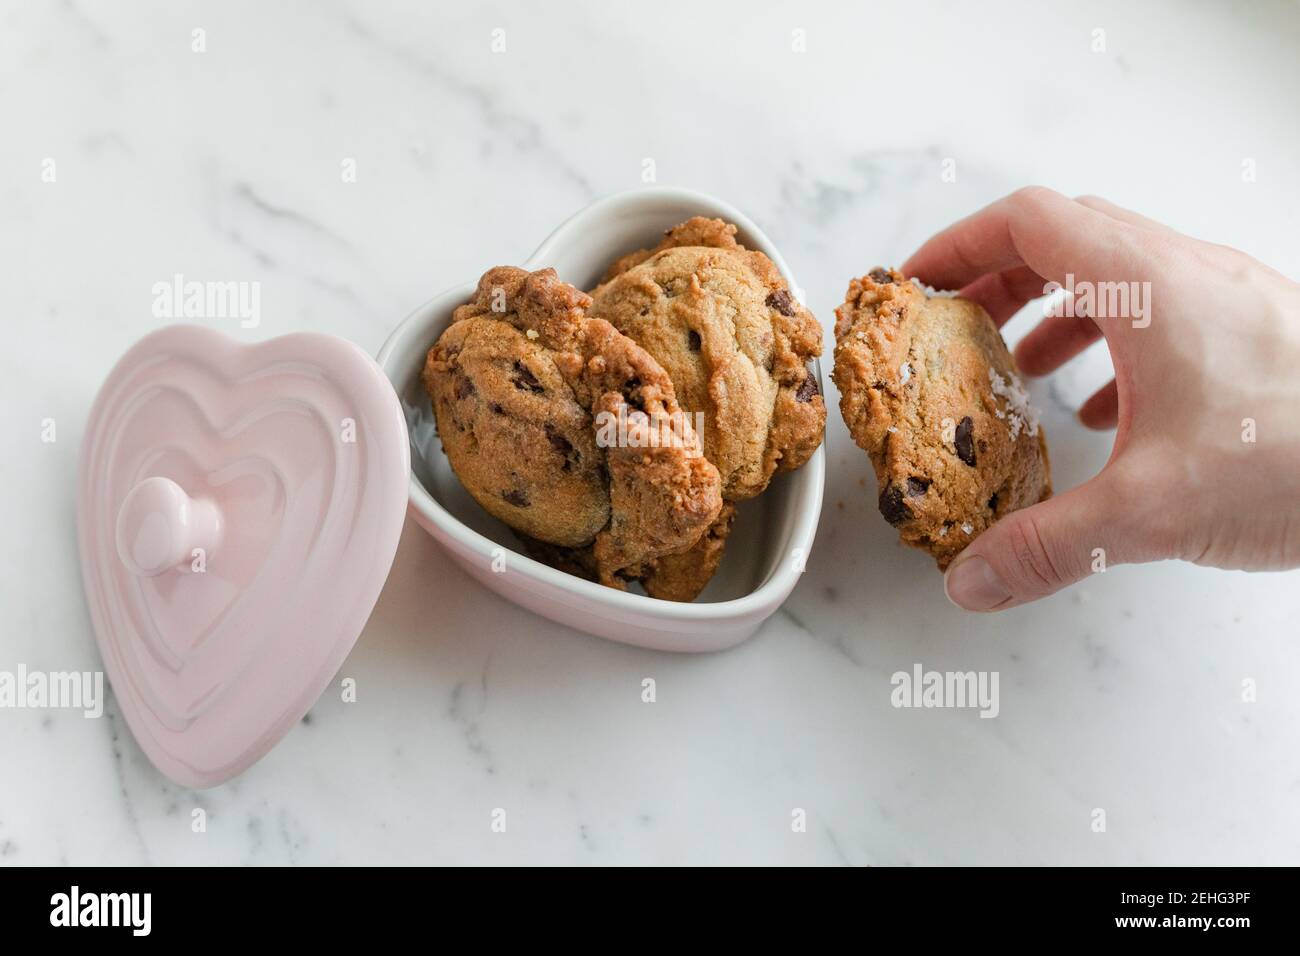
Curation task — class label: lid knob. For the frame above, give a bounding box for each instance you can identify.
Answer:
[115,477,223,577]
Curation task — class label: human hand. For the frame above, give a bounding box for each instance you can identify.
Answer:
[901,187,1300,611]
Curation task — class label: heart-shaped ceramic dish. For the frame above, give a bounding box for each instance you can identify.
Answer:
[378,188,825,652]
[77,327,409,787]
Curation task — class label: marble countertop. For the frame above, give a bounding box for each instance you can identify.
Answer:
[3,0,1299,865]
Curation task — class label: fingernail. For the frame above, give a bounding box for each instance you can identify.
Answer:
[944,556,1012,611]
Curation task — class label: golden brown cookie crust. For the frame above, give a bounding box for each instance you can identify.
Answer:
[641,501,736,602]
[523,501,737,604]
[424,266,723,591]
[832,269,1051,569]
[589,217,826,502]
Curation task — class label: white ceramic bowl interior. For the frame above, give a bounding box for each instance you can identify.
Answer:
[378,187,825,652]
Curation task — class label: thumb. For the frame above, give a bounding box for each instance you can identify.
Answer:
[943,478,1129,612]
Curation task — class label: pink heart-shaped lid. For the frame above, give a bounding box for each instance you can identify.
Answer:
[77,325,410,788]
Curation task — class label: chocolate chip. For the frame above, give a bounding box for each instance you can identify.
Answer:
[765,289,797,317]
[987,492,999,511]
[545,424,573,457]
[624,376,644,411]
[869,268,893,284]
[511,360,544,393]
[954,416,976,466]
[545,424,575,470]
[454,375,475,400]
[687,330,701,351]
[502,489,530,507]
[878,486,911,526]
[795,373,819,403]
[906,476,930,497]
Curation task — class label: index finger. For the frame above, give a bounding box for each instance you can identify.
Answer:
[901,186,1146,292]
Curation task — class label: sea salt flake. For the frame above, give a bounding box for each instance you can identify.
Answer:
[900,362,912,384]
[960,522,974,535]
[988,367,1040,441]
[525,329,539,340]
[887,426,899,434]
[910,277,960,298]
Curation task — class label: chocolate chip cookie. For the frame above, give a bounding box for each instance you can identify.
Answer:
[832,268,1051,569]
[588,217,826,502]
[516,500,736,602]
[423,266,723,593]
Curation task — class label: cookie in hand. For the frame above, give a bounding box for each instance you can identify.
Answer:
[832,269,1051,569]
